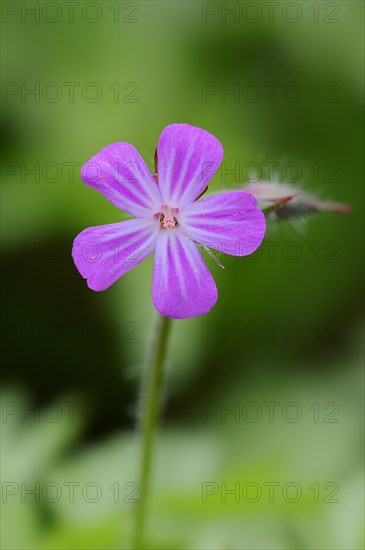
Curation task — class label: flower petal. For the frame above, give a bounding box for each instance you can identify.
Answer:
[157,124,223,209]
[180,191,266,256]
[72,218,160,291]
[152,230,218,319]
[81,143,162,218]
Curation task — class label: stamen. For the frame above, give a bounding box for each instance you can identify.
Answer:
[201,245,225,269]
[160,213,177,230]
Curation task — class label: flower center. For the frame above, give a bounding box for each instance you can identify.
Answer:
[160,213,177,230]
[158,205,178,230]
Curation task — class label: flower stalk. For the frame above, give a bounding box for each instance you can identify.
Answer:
[132,314,172,549]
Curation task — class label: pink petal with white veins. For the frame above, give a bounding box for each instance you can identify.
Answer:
[156,124,223,209]
[152,230,218,319]
[72,217,160,291]
[181,191,266,256]
[81,142,162,218]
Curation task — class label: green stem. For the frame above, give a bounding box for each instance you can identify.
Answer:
[131,314,172,549]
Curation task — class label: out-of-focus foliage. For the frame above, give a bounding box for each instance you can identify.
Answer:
[2,334,363,549]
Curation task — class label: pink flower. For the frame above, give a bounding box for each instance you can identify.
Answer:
[72,124,266,319]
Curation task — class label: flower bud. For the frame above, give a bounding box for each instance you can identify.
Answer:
[243,182,351,219]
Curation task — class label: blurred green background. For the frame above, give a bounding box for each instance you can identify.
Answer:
[1,1,364,548]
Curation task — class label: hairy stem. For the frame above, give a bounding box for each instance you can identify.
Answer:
[131,314,172,549]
